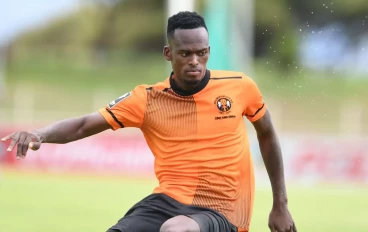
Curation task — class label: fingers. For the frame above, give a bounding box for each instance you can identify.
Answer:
[6,134,19,152]
[2,131,41,160]
[270,223,296,232]
[17,133,27,160]
[1,133,15,142]
[293,223,297,232]
[29,141,41,151]
[21,137,33,158]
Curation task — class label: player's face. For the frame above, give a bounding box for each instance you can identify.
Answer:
[164,27,210,89]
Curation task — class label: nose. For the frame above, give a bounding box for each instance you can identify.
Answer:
[189,54,199,66]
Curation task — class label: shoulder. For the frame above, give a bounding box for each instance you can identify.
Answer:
[110,79,168,107]
[209,70,254,81]
[145,78,170,91]
[107,78,169,110]
[209,70,243,80]
[131,78,170,94]
[209,70,257,87]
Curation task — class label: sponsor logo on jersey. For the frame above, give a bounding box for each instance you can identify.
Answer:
[109,92,131,108]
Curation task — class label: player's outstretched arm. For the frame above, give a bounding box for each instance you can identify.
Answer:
[252,109,297,232]
[1,112,110,160]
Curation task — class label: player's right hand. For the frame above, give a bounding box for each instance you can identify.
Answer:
[1,131,43,160]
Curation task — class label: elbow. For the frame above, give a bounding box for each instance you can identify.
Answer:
[74,116,89,140]
[62,116,88,144]
[257,127,274,137]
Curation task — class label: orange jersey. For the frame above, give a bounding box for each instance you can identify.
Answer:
[99,70,266,231]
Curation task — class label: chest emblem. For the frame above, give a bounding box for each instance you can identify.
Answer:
[214,96,233,114]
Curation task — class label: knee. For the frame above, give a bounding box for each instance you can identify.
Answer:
[160,216,200,232]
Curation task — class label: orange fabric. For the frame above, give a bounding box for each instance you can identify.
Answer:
[99,70,266,231]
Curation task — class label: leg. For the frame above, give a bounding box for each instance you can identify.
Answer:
[160,215,200,232]
[187,211,236,232]
[107,195,172,232]
[107,209,170,232]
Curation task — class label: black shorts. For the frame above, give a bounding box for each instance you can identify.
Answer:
[106,193,237,232]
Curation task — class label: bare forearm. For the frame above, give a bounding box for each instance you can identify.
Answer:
[258,131,288,206]
[32,117,88,144]
[32,112,109,144]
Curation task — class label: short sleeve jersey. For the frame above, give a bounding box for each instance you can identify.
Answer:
[99,70,266,231]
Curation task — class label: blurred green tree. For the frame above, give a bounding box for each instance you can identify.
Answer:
[8,0,368,71]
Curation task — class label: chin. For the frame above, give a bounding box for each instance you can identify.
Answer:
[183,77,201,86]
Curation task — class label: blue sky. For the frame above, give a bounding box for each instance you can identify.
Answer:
[0,0,79,45]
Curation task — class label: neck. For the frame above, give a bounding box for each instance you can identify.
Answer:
[169,70,210,97]
[173,78,200,91]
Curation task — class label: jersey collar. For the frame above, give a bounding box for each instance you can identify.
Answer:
[170,69,210,96]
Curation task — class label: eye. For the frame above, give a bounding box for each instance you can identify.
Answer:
[198,51,207,56]
[181,52,188,57]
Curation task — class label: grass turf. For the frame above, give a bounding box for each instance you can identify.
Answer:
[0,169,367,232]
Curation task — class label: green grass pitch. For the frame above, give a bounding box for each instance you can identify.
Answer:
[0,169,367,232]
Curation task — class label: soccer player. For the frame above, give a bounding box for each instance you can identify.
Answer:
[1,11,297,232]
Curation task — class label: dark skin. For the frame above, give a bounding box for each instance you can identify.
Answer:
[1,112,110,159]
[164,28,210,90]
[253,110,297,232]
[1,27,296,232]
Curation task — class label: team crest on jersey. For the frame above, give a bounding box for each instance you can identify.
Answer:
[108,92,131,108]
[214,95,233,114]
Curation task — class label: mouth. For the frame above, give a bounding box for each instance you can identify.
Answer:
[185,69,202,76]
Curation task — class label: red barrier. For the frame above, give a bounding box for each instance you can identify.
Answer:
[1,127,367,183]
[0,129,155,177]
[291,138,368,182]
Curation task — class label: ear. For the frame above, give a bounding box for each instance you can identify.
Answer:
[163,45,171,61]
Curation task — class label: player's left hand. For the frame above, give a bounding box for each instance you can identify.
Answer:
[268,204,297,232]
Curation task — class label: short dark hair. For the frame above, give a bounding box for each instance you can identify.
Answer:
[167,11,208,40]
